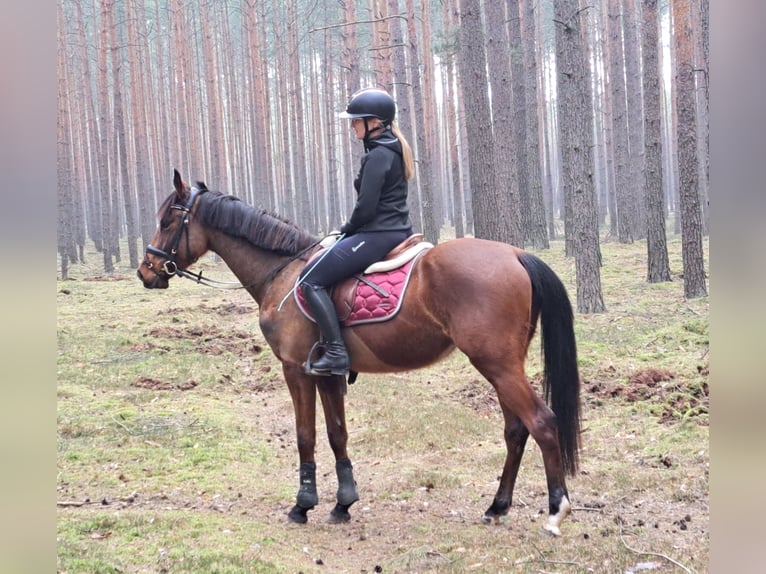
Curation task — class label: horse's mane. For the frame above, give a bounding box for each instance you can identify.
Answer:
[195,189,318,256]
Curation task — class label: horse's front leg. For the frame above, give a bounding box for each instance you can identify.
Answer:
[283,363,319,524]
[317,375,359,523]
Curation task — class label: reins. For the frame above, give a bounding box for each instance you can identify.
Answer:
[175,240,321,292]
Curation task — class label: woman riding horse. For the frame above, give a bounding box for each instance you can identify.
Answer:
[300,87,415,376]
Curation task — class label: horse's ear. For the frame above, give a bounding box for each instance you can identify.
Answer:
[172,169,189,202]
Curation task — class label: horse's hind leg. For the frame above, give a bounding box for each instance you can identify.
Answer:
[283,363,319,523]
[482,411,529,524]
[316,375,359,523]
[474,361,571,535]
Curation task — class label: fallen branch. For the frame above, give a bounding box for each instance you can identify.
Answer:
[56,499,102,508]
[619,530,694,573]
[513,556,589,569]
[57,493,137,508]
[516,542,590,570]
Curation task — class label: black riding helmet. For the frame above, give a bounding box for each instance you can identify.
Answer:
[339,88,396,126]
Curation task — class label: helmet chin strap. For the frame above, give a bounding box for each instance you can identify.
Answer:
[362,118,385,145]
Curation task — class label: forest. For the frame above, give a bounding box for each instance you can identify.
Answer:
[56,0,709,310]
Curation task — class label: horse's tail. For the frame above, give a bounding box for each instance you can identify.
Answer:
[518,251,581,476]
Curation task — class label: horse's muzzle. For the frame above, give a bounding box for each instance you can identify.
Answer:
[137,268,169,289]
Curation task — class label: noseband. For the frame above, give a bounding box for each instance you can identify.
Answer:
[145,186,206,278]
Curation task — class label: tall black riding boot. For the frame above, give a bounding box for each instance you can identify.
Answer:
[301,284,350,376]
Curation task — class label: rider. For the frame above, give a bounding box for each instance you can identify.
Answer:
[300,87,415,376]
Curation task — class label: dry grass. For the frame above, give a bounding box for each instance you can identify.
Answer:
[57,235,708,573]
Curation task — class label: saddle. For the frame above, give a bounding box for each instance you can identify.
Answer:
[295,234,433,327]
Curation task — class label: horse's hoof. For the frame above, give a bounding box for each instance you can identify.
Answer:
[481,513,502,525]
[542,494,570,536]
[329,503,352,523]
[288,504,311,524]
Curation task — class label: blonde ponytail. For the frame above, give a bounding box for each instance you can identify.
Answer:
[391,121,415,181]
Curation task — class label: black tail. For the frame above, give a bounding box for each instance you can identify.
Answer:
[518,252,581,476]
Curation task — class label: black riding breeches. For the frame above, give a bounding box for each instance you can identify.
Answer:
[299,230,411,288]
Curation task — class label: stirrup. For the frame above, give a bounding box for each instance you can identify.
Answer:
[306,364,349,377]
[302,341,349,376]
[303,341,323,375]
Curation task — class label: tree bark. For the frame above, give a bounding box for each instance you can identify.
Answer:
[287,0,310,229]
[519,0,549,248]
[340,0,362,218]
[370,0,393,88]
[673,0,707,298]
[405,0,438,243]
[555,0,605,313]
[458,0,511,244]
[96,0,114,271]
[486,0,523,247]
[623,0,646,239]
[642,0,671,283]
[606,0,634,243]
[419,0,444,238]
[442,0,465,238]
[125,0,157,250]
[58,3,75,278]
[108,1,139,268]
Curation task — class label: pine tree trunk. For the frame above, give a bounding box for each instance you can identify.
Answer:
[458,0,512,243]
[370,0,393,88]
[519,0,549,248]
[97,0,114,272]
[340,0,361,217]
[555,0,605,313]
[642,0,671,282]
[622,0,646,239]
[244,0,275,210]
[420,0,444,239]
[486,0,523,247]
[607,0,633,243]
[388,0,413,237]
[199,1,224,186]
[673,0,707,298]
[287,0,310,229]
[125,0,156,251]
[442,0,465,238]
[108,3,139,268]
[405,0,438,243]
[319,4,339,232]
[57,4,74,279]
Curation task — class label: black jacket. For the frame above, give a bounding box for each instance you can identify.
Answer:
[339,129,412,236]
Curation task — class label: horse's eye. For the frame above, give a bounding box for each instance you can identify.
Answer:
[159,215,172,230]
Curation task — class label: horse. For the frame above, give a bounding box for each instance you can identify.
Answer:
[137,170,582,535]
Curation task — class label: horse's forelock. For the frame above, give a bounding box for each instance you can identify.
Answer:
[156,192,175,218]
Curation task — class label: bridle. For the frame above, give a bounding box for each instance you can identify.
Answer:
[144,185,322,291]
[145,185,206,280]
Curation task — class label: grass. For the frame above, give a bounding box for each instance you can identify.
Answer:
[57,234,709,573]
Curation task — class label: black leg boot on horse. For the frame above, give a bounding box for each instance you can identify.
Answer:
[301,284,350,376]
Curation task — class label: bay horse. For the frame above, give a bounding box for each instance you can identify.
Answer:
[137,170,582,535]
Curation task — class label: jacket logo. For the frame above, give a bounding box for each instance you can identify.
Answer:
[351,241,366,253]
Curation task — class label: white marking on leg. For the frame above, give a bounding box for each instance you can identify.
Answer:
[543,494,571,536]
